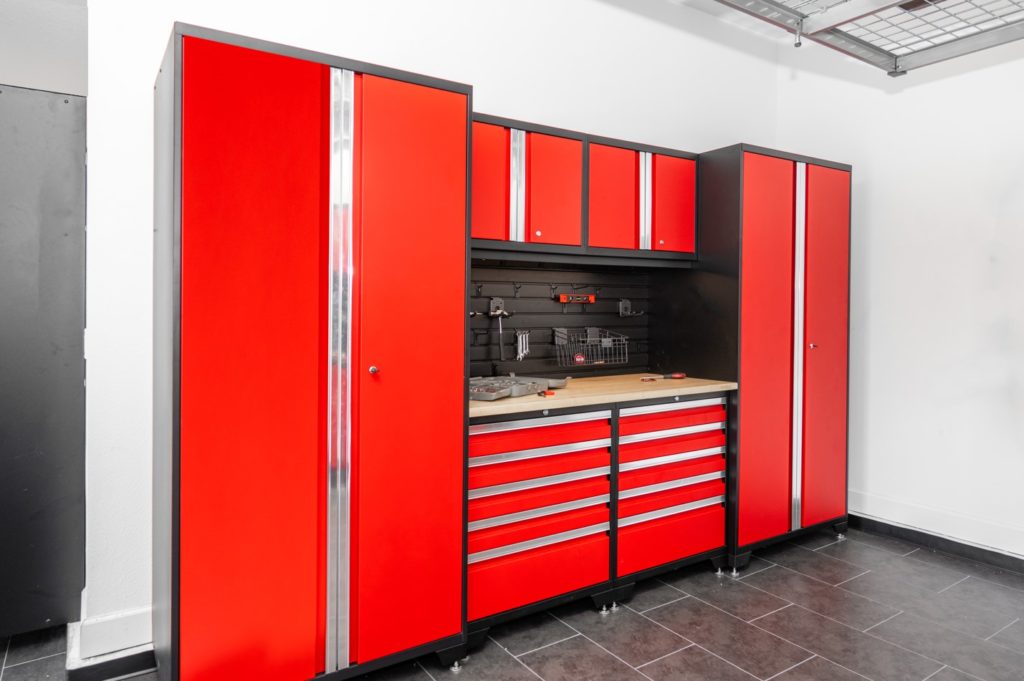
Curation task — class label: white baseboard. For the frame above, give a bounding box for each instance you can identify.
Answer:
[74,606,153,660]
[850,489,1024,560]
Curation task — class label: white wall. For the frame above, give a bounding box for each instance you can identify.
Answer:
[0,0,87,96]
[773,40,1024,558]
[84,0,780,659]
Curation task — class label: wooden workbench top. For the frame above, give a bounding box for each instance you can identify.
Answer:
[468,373,738,419]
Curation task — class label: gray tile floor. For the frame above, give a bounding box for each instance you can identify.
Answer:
[5,527,1023,680]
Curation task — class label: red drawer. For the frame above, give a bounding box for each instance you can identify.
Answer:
[469,414,611,458]
[620,455,725,492]
[619,404,726,437]
[617,504,724,577]
[619,430,726,467]
[469,477,610,522]
[468,534,609,621]
[468,505,609,554]
[619,480,725,519]
[470,447,609,490]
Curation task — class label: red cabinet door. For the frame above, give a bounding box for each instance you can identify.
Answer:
[588,143,638,249]
[651,154,696,253]
[738,152,795,547]
[180,37,327,681]
[353,74,466,663]
[526,132,582,246]
[801,165,850,528]
[471,121,509,240]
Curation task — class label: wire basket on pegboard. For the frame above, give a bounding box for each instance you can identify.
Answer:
[553,327,629,367]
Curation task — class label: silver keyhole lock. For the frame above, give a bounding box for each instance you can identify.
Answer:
[808,343,818,349]
[368,365,379,374]
[535,230,542,237]
[659,239,665,245]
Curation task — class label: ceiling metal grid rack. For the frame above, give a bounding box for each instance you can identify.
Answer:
[713,0,1024,74]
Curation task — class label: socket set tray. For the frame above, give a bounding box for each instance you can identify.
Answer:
[469,375,571,401]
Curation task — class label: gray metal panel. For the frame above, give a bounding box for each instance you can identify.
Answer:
[0,82,86,636]
[152,34,180,680]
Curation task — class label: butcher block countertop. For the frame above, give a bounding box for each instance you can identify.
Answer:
[468,373,738,419]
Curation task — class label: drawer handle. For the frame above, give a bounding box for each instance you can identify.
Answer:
[470,410,612,436]
[618,495,725,528]
[467,522,609,564]
[468,494,610,532]
[619,397,726,418]
[468,466,610,499]
[469,438,611,468]
[619,446,726,472]
[619,421,726,445]
[618,471,725,500]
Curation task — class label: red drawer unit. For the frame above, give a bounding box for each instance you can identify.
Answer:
[468,533,609,621]
[618,504,725,577]
[469,446,611,490]
[619,397,727,436]
[469,505,610,554]
[469,410,612,458]
[469,477,610,523]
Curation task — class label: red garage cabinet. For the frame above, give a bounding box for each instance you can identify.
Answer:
[587,143,639,250]
[153,26,469,681]
[692,144,851,568]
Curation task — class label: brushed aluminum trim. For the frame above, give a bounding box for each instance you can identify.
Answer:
[468,466,611,499]
[619,397,726,418]
[618,495,725,528]
[467,522,610,564]
[618,421,726,445]
[326,67,355,672]
[618,446,726,473]
[468,438,612,468]
[639,151,652,249]
[468,494,610,532]
[617,471,725,500]
[509,128,526,242]
[791,161,807,533]
[469,410,612,436]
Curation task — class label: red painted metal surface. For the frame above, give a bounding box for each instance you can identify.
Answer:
[471,121,510,240]
[179,37,326,681]
[525,132,583,245]
[618,481,725,518]
[468,535,609,621]
[801,165,851,528]
[352,74,466,663]
[469,478,609,522]
[618,431,726,466]
[618,455,725,492]
[737,152,796,547]
[469,419,610,458]
[469,448,609,490]
[468,506,609,554]
[588,143,639,249]
[651,154,696,253]
[618,405,726,436]
[617,505,724,577]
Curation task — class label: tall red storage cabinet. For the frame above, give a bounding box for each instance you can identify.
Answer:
[693,145,851,568]
[154,26,470,681]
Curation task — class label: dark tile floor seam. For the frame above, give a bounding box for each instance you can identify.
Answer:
[730,565,904,634]
[812,538,846,552]
[2,651,66,669]
[902,547,921,558]
[633,642,695,670]
[638,593,690,613]
[935,574,971,594]
[920,665,949,680]
[489,636,546,681]
[897,548,1024,595]
[984,617,1020,641]
[746,602,794,623]
[831,568,872,587]
[626,598,808,680]
[761,654,820,681]
[417,660,439,680]
[861,609,904,633]
[0,636,9,681]
[738,559,780,580]
[783,607,956,676]
[509,633,581,658]
[546,611,658,681]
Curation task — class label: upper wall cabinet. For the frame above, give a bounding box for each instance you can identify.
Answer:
[471,115,697,266]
